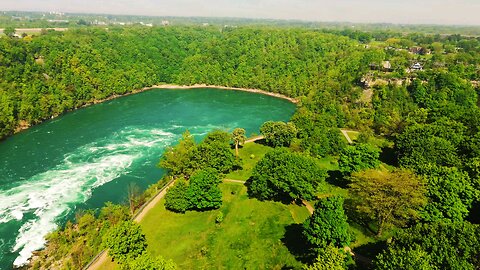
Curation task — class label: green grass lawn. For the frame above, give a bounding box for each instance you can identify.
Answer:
[225,142,273,181]
[137,182,309,269]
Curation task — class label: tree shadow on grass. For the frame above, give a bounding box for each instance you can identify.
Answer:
[326,170,350,188]
[281,224,315,264]
[352,241,388,269]
[379,146,397,166]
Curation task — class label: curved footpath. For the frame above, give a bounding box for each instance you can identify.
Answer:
[84,135,266,270]
[84,179,177,270]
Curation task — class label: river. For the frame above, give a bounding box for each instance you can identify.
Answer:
[0,88,296,269]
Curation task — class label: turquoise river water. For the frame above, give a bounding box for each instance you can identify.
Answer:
[0,88,296,269]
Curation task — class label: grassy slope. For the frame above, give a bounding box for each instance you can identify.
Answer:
[225,142,272,181]
[140,182,309,269]
[98,140,381,269]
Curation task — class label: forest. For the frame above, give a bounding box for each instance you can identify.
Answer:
[1,24,479,269]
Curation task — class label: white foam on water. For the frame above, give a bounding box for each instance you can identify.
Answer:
[0,126,176,267]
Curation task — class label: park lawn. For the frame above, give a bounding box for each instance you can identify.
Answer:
[139,182,309,269]
[226,142,273,181]
[317,156,339,171]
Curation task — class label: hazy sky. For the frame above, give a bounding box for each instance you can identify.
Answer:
[1,0,479,25]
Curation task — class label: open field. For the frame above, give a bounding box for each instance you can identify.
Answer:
[99,182,310,269]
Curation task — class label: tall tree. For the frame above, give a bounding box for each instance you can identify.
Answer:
[374,221,480,270]
[304,245,347,270]
[186,168,223,210]
[164,179,190,213]
[159,130,196,177]
[303,196,351,249]
[349,169,426,236]
[103,220,147,264]
[232,128,246,157]
[248,148,326,201]
[338,143,380,175]
[260,121,298,147]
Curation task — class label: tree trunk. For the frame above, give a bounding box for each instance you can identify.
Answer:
[377,218,384,237]
[235,142,239,158]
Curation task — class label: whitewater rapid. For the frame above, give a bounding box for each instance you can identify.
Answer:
[0,126,178,267]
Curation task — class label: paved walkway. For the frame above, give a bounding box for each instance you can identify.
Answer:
[340,129,354,144]
[244,135,264,143]
[301,200,315,215]
[84,179,176,270]
[223,179,246,184]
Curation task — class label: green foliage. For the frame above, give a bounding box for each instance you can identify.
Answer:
[375,221,480,270]
[192,131,237,173]
[374,246,434,270]
[164,179,190,213]
[30,203,130,268]
[417,165,476,222]
[248,148,327,201]
[303,196,351,249]
[3,26,15,37]
[338,143,380,174]
[260,121,298,147]
[292,108,347,157]
[159,130,196,177]
[103,220,147,264]
[349,169,426,236]
[160,130,237,176]
[125,254,177,270]
[303,245,347,270]
[140,183,307,269]
[215,212,224,224]
[396,119,465,170]
[232,128,246,157]
[186,168,223,210]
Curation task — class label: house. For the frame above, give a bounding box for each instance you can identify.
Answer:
[382,61,393,72]
[411,63,423,70]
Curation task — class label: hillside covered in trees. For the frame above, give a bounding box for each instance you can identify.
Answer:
[2,24,480,269]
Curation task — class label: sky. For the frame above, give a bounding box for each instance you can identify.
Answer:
[1,0,480,26]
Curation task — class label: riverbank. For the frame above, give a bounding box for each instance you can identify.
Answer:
[10,84,298,138]
[153,84,299,104]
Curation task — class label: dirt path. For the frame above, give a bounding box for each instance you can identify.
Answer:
[84,179,176,270]
[340,129,354,144]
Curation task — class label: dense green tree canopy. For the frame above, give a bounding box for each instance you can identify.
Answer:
[338,143,380,175]
[349,169,426,236]
[248,148,326,201]
[304,245,347,270]
[159,130,196,177]
[417,165,477,222]
[186,168,223,210]
[126,254,177,270]
[103,220,147,264]
[303,196,351,249]
[164,179,190,213]
[192,131,237,173]
[260,121,298,148]
[375,222,480,270]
